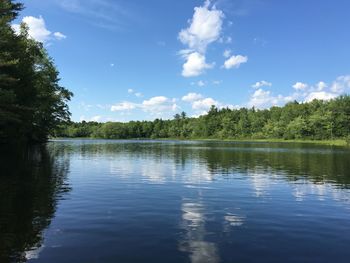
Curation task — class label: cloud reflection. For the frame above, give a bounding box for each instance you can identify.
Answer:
[179,199,220,263]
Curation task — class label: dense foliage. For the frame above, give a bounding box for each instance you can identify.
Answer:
[56,96,350,141]
[0,1,72,143]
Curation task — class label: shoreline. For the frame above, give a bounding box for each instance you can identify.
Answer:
[50,137,349,147]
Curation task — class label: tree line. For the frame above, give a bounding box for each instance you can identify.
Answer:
[55,95,350,141]
[0,1,72,144]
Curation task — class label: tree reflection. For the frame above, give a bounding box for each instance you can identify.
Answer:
[0,144,71,262]
[53,140,350,187]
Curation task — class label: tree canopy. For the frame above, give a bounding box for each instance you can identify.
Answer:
[0,0,72,144]
[56,96,350,141]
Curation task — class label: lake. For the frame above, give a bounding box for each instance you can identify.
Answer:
[1,139,350,262]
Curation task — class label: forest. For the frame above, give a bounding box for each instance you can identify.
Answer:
[1,1,349,145]
[0,1,72,144]
[55,95,350,142]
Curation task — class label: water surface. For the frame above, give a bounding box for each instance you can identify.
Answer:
[1,140,350,262]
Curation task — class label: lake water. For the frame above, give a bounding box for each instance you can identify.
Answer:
[1,139,350,262]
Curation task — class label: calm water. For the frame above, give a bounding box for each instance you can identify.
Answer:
[1,140,350,263]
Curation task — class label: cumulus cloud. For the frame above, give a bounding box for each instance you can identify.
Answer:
[12,16,66,43]
[331,75,350,93]
[111,101,137,111]
[178,0,224,52]
[252,80,272,89]
[142,96,178,114]
[247,89,295,108]
[192,97,219,110]
[182,92,203,102]
[110,96,178,118]
[300,76,350,102]
[304,91,337,102]
[223,55,248,69]
[142,96,168,107]
[292,82,308,91]
[182,92,235,115]
[182,52,213,77]
[316,81,327,91]
[178,1,224,77]
[248,75,350,108]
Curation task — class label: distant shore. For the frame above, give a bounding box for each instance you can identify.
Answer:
[51,137,349,147]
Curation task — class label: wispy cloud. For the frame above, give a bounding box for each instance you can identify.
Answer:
[57,0,135,30]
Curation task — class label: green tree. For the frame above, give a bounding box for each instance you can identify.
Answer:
[0,0,72,143]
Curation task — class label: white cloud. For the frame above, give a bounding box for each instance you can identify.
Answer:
[223,49,231,58]
[182,92,235,115]
[110,95,178,117]
[79,101,93,111]
[247,89,295,108]
[197,80,206,87]
[142,96,178,114]
[248,89,273,108]
[182,93,203,102]
[305,91,337,102]
[182,52,213,77]
[292,82,308,91]
[79,115,119,123]
[252,80,272,89]
[12,16,66,43]
[91,115,102,122]
[247,75,350,108]
[331,75,350,93]
[219,36,232,44]
[128,88,143,98]
[178,1,224,77]
[53,31,67,40]
[142,96,168,107]
[223,55,248,69]
[111,101,137,112]
[316,81,327,91]
[79,115,103,122]
[192,97,219,110]
[178,0,224,52]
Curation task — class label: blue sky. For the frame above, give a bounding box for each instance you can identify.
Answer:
[16,0,350,122]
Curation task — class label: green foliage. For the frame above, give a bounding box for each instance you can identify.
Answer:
[0,0,72,143]
[346,135,350,146]
[56,96,350,142]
